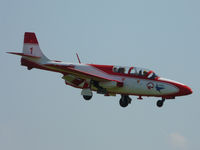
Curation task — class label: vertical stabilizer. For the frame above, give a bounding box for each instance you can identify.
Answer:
[23,32,48,60]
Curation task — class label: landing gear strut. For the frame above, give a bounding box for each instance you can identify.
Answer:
[156,98,165,107]
[91,80,107,94]
[119,95,132,108]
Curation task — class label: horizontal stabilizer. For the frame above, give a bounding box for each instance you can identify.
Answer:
[7,52,41,58]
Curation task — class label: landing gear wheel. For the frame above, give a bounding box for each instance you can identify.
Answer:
[81,88,93,101]
[83,95,92,100]
[119,95,131,108]
[119,98,129,107]
[156,99,165,108]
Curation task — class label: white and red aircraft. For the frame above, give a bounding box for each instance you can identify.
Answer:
[8,32,192,108]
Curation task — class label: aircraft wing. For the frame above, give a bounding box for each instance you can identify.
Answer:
[44,63,123,84]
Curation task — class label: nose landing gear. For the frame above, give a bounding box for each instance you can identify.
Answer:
[156,98,165,107]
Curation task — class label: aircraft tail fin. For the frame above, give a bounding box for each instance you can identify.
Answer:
[8,32,49,61]
[7,32,50,70]
[22,32,49,60]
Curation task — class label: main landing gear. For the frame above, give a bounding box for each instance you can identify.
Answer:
[81,88,93,101]
[119,95,132,108]
[156,98,165,107]
[83,95,92,100]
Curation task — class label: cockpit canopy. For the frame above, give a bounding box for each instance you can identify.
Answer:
[112,66,159,79]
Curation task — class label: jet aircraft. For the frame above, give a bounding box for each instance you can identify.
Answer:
[8,32,192,108]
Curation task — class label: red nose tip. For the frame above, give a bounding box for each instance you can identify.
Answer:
[179,85,193,96]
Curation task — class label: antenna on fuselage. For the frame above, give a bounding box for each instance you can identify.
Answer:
[76,53,81,64]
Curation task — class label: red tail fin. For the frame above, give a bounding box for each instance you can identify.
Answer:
[7,32,49,61]
[22,32,48,59]
[24,32,38,44]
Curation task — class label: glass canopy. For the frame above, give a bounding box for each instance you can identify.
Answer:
[112,66,159,79]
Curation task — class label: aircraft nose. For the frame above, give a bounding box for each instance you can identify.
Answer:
[178,84,193,96]
[158,78,192,97]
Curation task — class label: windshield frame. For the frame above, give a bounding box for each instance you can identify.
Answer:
[112,66,159,80]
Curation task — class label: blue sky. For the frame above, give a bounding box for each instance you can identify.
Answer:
[1,0,200,150]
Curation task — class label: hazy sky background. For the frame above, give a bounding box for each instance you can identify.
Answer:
[1,0,200,150]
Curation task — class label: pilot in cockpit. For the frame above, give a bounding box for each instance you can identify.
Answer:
[143,70,148,76]
[118,67,125,73]
[138,70,142,76]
